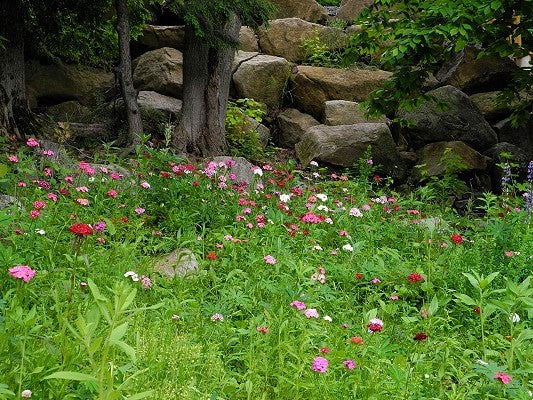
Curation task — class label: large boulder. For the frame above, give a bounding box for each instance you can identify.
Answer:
[46,101,90,121]
[277,108,320,148]
[133,47,183,98]
[324,100,388,125]
[268,0,328,24]
[414,141,489,180]
[295,123,406,178]
[137,91,182,118]
[258,18,347,63]
[493,118,533,158]
[25,61,113,106]
[337,0,374,22]
[136,25,185,51]
[210,156,260,186]
[239,26,259,52]
[291,66,392,119]
[398,85,498,151]
[469,91,512,122]
[435,46,518,94]
[154,249,198,278]
[233,54,292,108]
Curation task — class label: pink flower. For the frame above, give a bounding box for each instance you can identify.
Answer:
[371,278,381,284]
[107,190,118,198]
[504,251,514,257]
[43,149,54,156]
[140,181,151,189]
[367,318,383,333]
[76,198,89,206]
[18,181,27,187]
[8,265,36,282]
[64,176,74,183]
[264,255,276,265]
[47,193,58,202]
[76,186,89,193]
[256,326,269,334]
[26,138,40,147]
[33,201,46,210]
[141,275,152,288]
[319,347,331,354]
[304,308,319,318]
[290,300,306,310]
[135,208,145,215]
[349,207,363,217]
[311,357,328,373]
[29,209,40,219]
[8,155,18,162]
[211,313,224,322]
[493,372,512,385]
[343,360,356,370]
[92,221,106,234]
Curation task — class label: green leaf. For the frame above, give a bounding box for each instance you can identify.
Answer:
[463,273,480,290]
[0,163,8,178]
[44,371,98,382]
[126,390,155,400]
[113,340,136,361]
[455,293,477,306]
[110,322,128,344]
[428,295,439,315]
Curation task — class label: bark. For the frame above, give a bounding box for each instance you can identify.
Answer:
[114,0,143,146]
[173,14,241,156]
[0,0,26,139]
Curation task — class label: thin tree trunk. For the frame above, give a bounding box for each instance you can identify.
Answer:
[173,14,241,156]
[0,0,26,139]
[115,0,143,147]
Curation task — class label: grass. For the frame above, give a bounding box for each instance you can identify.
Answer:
[0,139,531,399]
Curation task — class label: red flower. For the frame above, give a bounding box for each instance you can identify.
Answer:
[473,307,481,315]
[450,233,463,244]
[121,216,129,223]
[355,273,364,280]
[408,273,424,283]
[69,223,93,237]
[413,332,428,341]
[319,347,331,354]
[349,336,364,345]
[206,251,218,260]
[367,323,382,332]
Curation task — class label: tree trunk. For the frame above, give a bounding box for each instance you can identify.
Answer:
[114,0,143,147]
[172,14,241,156]
[0,0,26,139]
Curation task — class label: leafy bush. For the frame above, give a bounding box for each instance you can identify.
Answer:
[225,98,267,159]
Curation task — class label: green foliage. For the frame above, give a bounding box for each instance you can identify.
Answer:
[301,31,343,67]
[225,98,267,159]
[164,0,274,48]
[316,0,341,6]
[344,0,532,125]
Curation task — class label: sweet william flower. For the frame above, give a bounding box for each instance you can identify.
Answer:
[493,372,512,385]
[311,357,328,373]
[21,389,32,398]
[304,308,319,318]
[343,360,356,370]
[408,273,424,283]
[367,318,383,333]
[413,332,428,341]
[290,300,306,310]
[69,223,94,237]
[264,255,276,265]
[211,313,224,322]
[450,233,463,244]
[9,266,36,282]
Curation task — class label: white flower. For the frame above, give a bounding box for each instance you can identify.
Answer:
[317,205,329,212]
[510,313,520,323]
[21,389,32,398]
[279,194,291,203]
[35,229,46,235]
[88,177,95,182]
[323,315,332,322]
[124,271,139,282]
[310,161,319,167]
[476,359,489,366]
[312,245,323,251]
[252,166,263,176]
[349,207,363,217]
[316,193,328,202]
[324,218,333,224]
[342,244,354,251]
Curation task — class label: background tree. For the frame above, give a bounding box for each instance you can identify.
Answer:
[165,0,274,156]
[344,0,532,126]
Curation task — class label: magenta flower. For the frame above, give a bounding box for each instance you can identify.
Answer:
[264,255,276,265]
[493,372,512,385]
[135,208,146,215]
[290,300,306,310]
[8,155,18,162]
[8,266,36,282]
[26,138,40,147]
[311,357,328,373]
[343,360,356,370]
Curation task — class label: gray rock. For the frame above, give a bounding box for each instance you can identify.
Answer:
[435,46,518,94]
[239,26,259,52]
[137,25,185,51]
[133,47,183,98]
[493,118,533,159]
[267,0,328,24]
[258,18,347,63]
[398,85,498,151]
[38,140,72,165]
[413,141,489,180]
[338,0,374,22]
[137,91,183,117]
[469,91,512,122]
[210,156,261,186]
[154,249,198,278]
[0,195,23,210]
[295,123,406,179]
[324,100,388,125]
[233,54,292,108]
[46,101,90,121]
[232,51,260,74]
[291,65,392,119]
[277,108,320,148]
